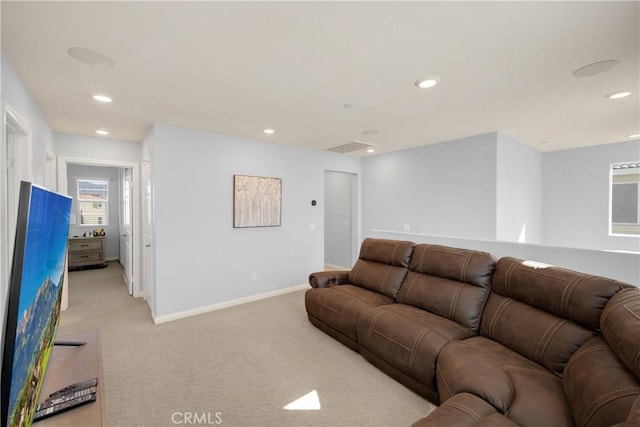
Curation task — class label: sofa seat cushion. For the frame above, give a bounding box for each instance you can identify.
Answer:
[437,337,574,427]
[305,285,394,345]
[412,393,520,427]
[357,303,476,391]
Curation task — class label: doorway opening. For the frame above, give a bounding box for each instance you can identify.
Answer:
[58,156,141,310]
[324,171,358,270]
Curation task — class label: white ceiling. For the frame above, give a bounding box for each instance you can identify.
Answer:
[2,1,639,156]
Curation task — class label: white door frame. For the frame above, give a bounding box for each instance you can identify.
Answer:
[1,104,33,303]
[57,156,142,299]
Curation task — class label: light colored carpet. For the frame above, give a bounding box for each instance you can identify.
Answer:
[58,262,434,426]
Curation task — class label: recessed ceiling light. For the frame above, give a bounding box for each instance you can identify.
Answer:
[366,148,376,153]
[541,141,549,144]
[263,128,275,135]
[95,129,109,136]
[572,60,620,77]
[606,91,631,99]
[627,133,640,138]
[415,76,440,89]
[68,47,115,67]
[92,94,112,103]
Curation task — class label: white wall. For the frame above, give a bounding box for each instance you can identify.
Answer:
[543,140,640,252]
[66,165,120,259]
[496,133,543,243]
[362,133,498,239]
[151,125,360,318]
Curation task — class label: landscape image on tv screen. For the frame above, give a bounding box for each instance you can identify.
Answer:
[5,184,71,426]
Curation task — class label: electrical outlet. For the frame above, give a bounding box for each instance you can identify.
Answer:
[403,224,410,231]
[251,272,257,282]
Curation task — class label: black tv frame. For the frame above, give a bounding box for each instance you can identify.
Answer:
[1,181,72,426]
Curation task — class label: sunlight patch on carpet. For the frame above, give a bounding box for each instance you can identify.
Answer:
[283,390,321,410]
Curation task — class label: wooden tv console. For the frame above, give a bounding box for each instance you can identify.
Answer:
[34,329,107,426]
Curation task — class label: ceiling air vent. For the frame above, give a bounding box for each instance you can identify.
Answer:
[326,140,376,154]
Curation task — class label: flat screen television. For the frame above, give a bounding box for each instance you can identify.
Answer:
[1,182,72,426]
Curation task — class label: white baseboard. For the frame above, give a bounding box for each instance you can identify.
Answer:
[152,283,308,324]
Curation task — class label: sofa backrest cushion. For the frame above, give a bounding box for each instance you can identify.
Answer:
[347,238,415,299]
[601,287,640,377]
[480,257,626,377]
[396,244,496,331]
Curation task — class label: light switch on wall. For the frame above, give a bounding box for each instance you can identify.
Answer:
[310,223,316,230]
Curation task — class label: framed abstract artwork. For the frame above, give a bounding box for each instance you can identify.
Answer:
[233,175,282,228]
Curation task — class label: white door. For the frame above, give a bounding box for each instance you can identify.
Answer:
[121,168,134,295]
[324,171,357,269]
[142,161,154,307]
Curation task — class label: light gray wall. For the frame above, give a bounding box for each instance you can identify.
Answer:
[1,52,55,340]
[370,230,639,287]
[66,165,120,259]
[325,171,355,268]
[55,132,141,163]
[543,140,640,252]
[151,125,361,317]
[362,133,498,240]
[1,52,54,186]
[496,133,543,243]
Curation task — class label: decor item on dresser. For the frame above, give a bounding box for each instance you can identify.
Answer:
[68,236,106,269]
[306,238,640,426]
[233,174,282,228]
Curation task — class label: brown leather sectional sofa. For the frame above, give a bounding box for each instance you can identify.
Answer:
[305,238,640,426]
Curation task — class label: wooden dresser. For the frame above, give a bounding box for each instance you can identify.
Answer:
[68,236,106,269]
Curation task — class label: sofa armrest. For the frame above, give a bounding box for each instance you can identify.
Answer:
[309,271,349,288]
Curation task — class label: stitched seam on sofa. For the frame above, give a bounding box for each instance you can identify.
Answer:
[489,298,513,338]
[503,365,557,379]
[623,304,640,321]
[460,252,473,283]
[373,330,414,352]
[330,286,378,305]
[445,401,483,422]
[339,299,356,332]
[379,268,391,295]
[581,387,640,427]
[350,262,361,285]
[560,275,583,319]
[601,294,635,324]
[400,273,420,305]
[564,344,609,371]
[503,261,518,297]
[365,310,386,348]
[409,328,434,377]
[514,267,574,285]
[449,282,465,320]
[417,246,430,273]
[435,363,454,397]
[390,244,398,267]
[534,318,566,365]
[317,300,343,316]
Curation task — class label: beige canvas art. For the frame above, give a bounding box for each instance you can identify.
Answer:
[233,175,282,228]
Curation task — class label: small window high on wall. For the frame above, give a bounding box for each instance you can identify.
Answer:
[77,179,109,226]
[610,162,640,236]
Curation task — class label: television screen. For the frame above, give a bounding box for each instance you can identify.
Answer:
[1,182,72,427]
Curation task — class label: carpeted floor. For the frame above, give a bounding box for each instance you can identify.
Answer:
[58,262,434,426]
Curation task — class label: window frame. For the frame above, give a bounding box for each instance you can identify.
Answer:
[76,178,109,227]
[609,162,640,238]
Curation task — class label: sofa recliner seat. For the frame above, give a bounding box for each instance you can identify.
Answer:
[305,238,415,350]
[356,244,495,401]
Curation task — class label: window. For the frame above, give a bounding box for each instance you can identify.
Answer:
[610,162,640,236]
[77,179,109,226]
